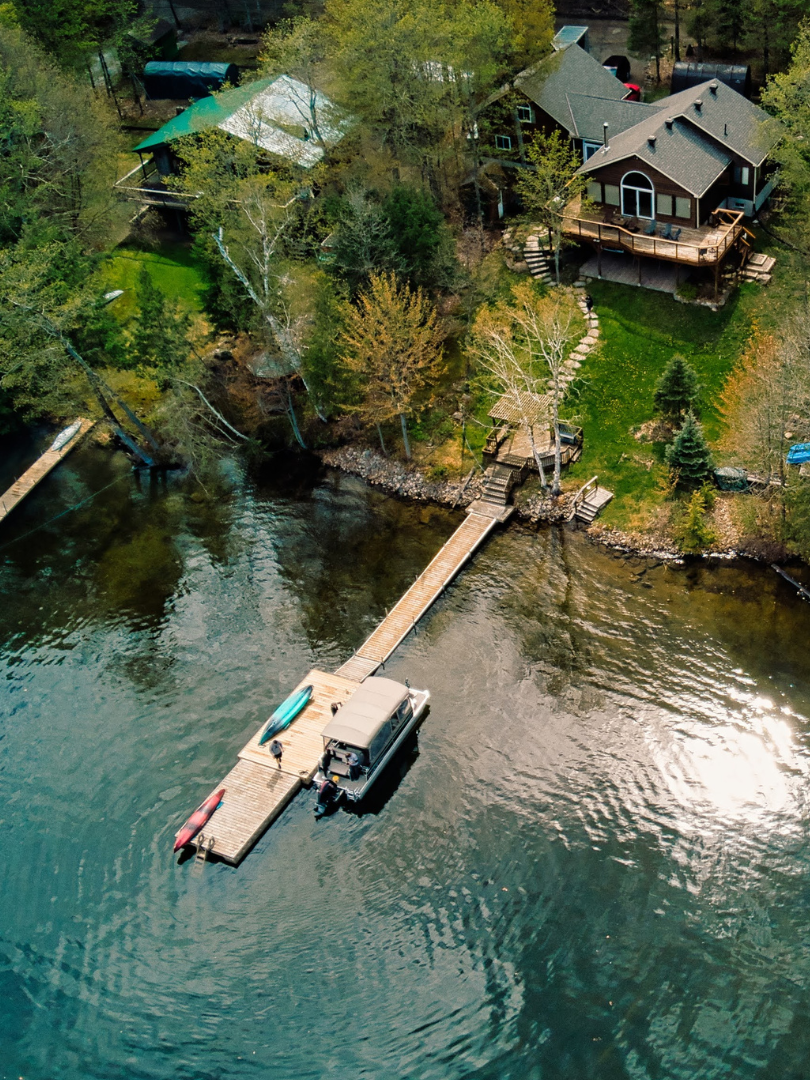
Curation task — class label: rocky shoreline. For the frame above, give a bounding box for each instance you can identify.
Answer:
[319,446,778,564]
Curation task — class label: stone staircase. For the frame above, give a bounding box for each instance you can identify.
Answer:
[523,234,554,284]
[740,252,775,285]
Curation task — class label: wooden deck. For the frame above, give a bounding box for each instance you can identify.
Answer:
[199,669,360,864]
[0,419,95,524]
[192,507,511,864]
[562,202,745,267]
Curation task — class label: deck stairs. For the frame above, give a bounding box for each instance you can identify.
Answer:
[480,463,520,506]
[739,252,775,285]
[576,487,614,523]
[569,475,614,524]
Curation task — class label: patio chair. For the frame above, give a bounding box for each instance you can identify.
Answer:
[670,225,682,241]
[643,219,656,235]
[661,222,673,240]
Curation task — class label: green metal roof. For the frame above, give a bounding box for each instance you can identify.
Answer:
[133,78,275,152]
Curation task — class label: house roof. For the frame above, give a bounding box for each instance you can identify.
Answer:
[565,92,661,143]
[511,45,630,131]
[134,75,343,167]
[579,78,780,195]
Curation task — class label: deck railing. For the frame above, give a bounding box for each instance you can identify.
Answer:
[562,207,744,266]
[114,158,198,207]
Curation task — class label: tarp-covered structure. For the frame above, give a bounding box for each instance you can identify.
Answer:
[671,62,751,98]
[143,61,239,100]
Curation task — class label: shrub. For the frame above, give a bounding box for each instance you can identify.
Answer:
[679,489,717,553]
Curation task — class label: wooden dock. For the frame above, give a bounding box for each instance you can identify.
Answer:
[193,505,511,865]
[334,506,508,680]
[0,419,95,524]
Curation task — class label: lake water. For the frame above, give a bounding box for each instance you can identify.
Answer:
[2,439,810,1080]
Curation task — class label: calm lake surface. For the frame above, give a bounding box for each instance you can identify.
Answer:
[2,438,810,1080]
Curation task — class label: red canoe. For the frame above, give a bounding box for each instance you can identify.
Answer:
[174,789,225,852]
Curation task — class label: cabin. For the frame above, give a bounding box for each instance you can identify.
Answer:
[115,75,345,212]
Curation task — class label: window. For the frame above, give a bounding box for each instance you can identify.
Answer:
[586,181,602,202]
[656,193,673,216]
[621,170,654,218]
[734,165,750,186]
[495,134,512,150]
[675,196,691,219]
[516,104,533,123]
[582,141,601,161]
[604,184,620,206]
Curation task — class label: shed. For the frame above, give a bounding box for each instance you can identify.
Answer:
[553,25,590,53]
[142,61,239,100]
[671,62,751,98]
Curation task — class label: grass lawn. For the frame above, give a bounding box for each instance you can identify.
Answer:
[564,278,765,529]
[97,242,209,323]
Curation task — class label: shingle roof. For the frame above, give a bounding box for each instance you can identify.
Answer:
[653,78,778,165]
[513,45,629,130]
[134,75,344,168]
[580,110,731,196]
[565,92,661,143]
[578,78,780,194]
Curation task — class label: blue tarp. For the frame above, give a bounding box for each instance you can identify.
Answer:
[142,61,239,101]
[787,443,810,465]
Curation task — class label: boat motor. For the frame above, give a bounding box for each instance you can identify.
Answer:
[314,778,339,818]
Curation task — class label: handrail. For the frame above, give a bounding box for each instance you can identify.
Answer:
[562,208,744,265]
[568,475,598,521]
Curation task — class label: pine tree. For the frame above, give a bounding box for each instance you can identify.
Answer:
[679,488,717,553]
[130,267,191,376]
[654,354,699,422]
[666,410,714,488]
[628,0,665,81]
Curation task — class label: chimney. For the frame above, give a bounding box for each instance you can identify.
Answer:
[694,99,703,111]
[648,134,656,146]
[602,121,609,149]
[665,116,674,129]
[709,80,719,94]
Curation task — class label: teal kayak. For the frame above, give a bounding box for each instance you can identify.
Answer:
[259,684,313,745]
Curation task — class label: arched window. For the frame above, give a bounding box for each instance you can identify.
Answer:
[621,171,654,219]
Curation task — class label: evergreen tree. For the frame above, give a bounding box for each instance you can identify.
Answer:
[654,355,699,422]
[628,0,665,81]
[130,266,191,377]
[679,489,717,553]
[666,410,714,488]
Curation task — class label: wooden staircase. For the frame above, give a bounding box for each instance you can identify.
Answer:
[480,463,521,506]
[569,476,614,524]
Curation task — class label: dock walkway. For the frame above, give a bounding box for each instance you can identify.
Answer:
[195,505,511,864]
[0,419,95,524]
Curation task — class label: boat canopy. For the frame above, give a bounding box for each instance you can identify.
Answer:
[321,678,409,751]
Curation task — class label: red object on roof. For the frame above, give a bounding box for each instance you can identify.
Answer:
[623,83,642,101]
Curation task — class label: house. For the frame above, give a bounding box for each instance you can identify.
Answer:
[561,79,780,296]
[577,77,779,224]
[477,44,634,165]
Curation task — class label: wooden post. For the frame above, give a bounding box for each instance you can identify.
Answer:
[714,261,720,302]
[597,242,602,278]
[637,257,642,285]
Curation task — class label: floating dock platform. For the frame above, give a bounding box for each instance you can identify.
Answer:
[189,504,513,865]
[0,418,95,524]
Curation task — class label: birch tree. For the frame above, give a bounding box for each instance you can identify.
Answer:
[338,272,443,459]
[471,284,579,495]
